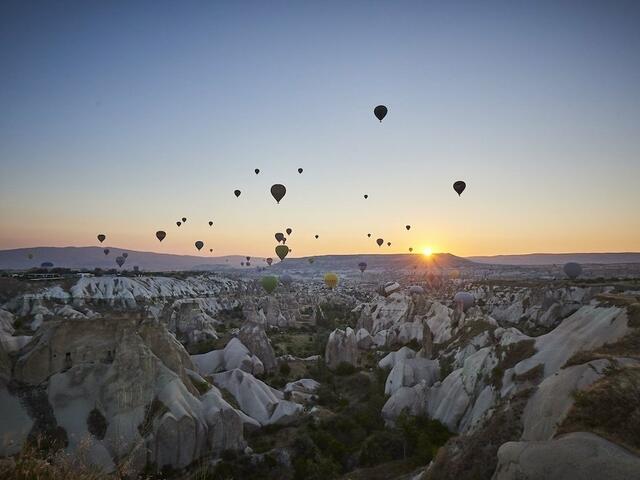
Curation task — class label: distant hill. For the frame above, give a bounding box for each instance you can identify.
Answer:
[0,246,241,271]
[0,247,472,272]
[468,252,640,266]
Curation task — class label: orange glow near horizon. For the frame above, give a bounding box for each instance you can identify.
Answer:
[422,247,433,257]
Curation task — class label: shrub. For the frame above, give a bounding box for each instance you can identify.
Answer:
[334,362,357,376]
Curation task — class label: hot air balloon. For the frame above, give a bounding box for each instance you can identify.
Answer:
[103,249,110,255]
[255,168,260,174]
[275,232,285,243]
[454,292,474,311]
[246,256,251,262]
[97,234,106,243]
[286,228,292,236]
[453,181,466,196]
[376,238,384,247]
[270,184,286,204]
[266,258,273,266]
[563,262,582,280]
[364,194,368,199]
[409,247,413,253]
[208,221,213,227]
[367,233,371,238]
[156,230,166,242]
[358,262,367,273]
[387,242,391,247]
[234,189,241,197]
[280,274,292,287]
[182,217,187,223]
[241,262,245,266]
[405,225,411,230]
[122,252,128,259]
[374,105,387,122]
[209,248,213,253]
[116,256,125,268]
[298,168,303,174]
[261,276,278,294]
[195,241,204,251]
[275,245,289,261]
[246,261,251,266]
[324,272,339,289]
[176,221,182,227]
[308,257,315,264]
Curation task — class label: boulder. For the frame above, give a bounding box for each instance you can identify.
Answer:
[325,327,358,369]
[191,338,264,376]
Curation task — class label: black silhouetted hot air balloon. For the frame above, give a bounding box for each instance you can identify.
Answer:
[176,221,182,227]
[315,234,319,239]
[122,252,128,259]
[255,168,260,175]
[208,221,213,227]
[209,248,213,253]
[275,245,289,261]
[270,184,286,204]
[97,234,106,243]
[367,233,371,238]
[297,168,303,174]
[308,257,315,264]
[266,258,273,266]
[246,256,251,262]
[156,231,166,242]
[116,256,125,268]
[563,262,582,279]
[241,262,244,266]
[286,228,292,236]
[376,238,384,247]
[409,247,413,253]
[387,242,391,247]
[405,225,411,231]
[182,217,187,223]
[195,241,204,251]
[103,249,110,255]
[364,194,368,199]
[358,262,367,273]
[374,105,387,122]
[275,232,285,243]
[453,181,466,196]
[234,189,241,198]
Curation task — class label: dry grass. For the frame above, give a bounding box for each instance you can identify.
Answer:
[558,365,640,454]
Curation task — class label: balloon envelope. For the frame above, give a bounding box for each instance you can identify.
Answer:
[97,234,106,243]
[122,252,128,258]
[156,231,166,242]
[260,276,278,294]
[324,272,339,289]
[406,225,411,230]
[270,184,286,203]
[208,221,213,227]
[103,249,109,255]
[116,256,125,268]
[234,189,241,197]
[255,168,260,174]
[176,221,182,227]
[364,194,368,199]
[453,181,466,196]
[374,105,388,122]
[195,241,204,251]
[358,262,367,273]
[298,168,303,174]
[315,234,319,239]
[286,228,292,235]
[454,292,475,311]
[266,257,273,266]
[275,232,285,243]
[563,262,583,279]
[376,238,384,247]
[182,217,187,223]
[275,245,289,261]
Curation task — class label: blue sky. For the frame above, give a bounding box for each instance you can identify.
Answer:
[1,1,639,256]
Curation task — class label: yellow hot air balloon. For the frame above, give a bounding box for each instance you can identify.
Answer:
[324,272,338,289]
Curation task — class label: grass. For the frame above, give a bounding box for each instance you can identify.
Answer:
[558,365,640,453]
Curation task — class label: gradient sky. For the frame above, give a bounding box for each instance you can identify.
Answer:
[1,1,639,258]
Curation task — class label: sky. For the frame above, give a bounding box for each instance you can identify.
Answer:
[1,1,639,258]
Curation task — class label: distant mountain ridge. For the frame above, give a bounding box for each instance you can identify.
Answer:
[468,252,640,265]
[0,247,471,271]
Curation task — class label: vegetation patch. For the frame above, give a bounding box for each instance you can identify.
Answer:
[558,365,640,452]
[489,339,536,390]
[86,408,107,440]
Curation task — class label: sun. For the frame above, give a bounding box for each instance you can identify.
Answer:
[422,247,433,257]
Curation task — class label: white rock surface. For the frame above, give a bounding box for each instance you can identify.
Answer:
[325,327,358,369]
[191,338,264,376]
